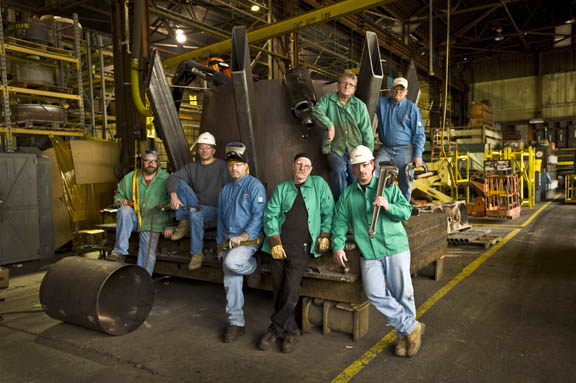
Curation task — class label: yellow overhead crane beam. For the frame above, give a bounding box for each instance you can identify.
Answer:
[162,0,396,71]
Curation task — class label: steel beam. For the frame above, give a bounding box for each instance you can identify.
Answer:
[162,0,397,70]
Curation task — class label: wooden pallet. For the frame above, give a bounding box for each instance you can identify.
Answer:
[448,229,502,249]
[5,36,74,57]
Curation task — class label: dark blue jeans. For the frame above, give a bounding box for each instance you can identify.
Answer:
[327,152,356,200]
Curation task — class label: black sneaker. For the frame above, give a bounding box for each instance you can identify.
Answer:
[223,325,246,343]
[258,331,277,351]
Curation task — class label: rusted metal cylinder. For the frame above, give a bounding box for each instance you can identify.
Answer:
[39,256,154,335]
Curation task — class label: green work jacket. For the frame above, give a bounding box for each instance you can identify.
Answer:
[332,176,412,259]
[114,168,174,232]
[311,92,374,156]
[262,175,334,257]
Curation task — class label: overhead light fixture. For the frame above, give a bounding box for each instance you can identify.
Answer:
[566,18,575,24]
[175,29,186,43]
[494,34,504,41]
[251,4,261,12]
[529,118,545,124]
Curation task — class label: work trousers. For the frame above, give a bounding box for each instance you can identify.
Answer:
[327,151,357,201]
[113,205,160,276]
[375,144,413,202]
[269,243,311,337]
[175,179,218,254]
[360,250,417,337]
[222,243,259,326]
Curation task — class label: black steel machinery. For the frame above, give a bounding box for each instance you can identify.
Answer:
[99,28,447,340]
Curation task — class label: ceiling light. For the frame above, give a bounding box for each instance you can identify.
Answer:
[175,28,184,35]
[566,18,575,24]
[251,4,261,12]
[494,34,504,41]
[175,30,186,43]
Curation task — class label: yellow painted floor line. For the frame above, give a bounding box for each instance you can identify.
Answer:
[331,197,559,383]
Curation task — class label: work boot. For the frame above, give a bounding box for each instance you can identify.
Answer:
[258,331,277,351]
[406,322,425,357]
[223,325,245,343]
[282,336,297,354]
[246,255,261,288]
[108,251,125,262]
[394,337,408,357]
[188,253,203,271]
[171,220,189,241]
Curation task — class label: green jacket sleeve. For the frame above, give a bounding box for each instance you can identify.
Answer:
[319,178,335,234]
[114,172,132,206]
[358,102,374,151]
[311,94,334,130]
[383,184,412,222]
[331,192,350,251]
[263,184,284,239]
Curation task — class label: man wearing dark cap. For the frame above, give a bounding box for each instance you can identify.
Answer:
[258,153,334,353]
[217,144,267,343]
[110,150,174,275]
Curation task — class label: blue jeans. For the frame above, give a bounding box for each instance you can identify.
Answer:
[375,145,413,202]
[360,250,417,337]
[176,179,218,254]
[113,205,160,276]
[327,152,356,200]
[222,244,259,326]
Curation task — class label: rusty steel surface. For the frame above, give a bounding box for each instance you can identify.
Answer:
[39,256,154,336]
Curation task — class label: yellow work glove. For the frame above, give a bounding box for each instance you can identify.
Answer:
[271,245,287,260]
[316,237,331,253]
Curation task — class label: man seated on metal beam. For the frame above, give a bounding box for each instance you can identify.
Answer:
[312,71,374,200]
[375,77,425,202]
[109,150,174,276]
[167,132,230,271]
[217,144,266,344]
[259,153,334,354]
[331,145,425,358]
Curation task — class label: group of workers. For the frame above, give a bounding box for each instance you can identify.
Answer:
[110,71,426,357]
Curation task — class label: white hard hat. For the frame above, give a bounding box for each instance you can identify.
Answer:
[349,145,374,165]
[196,132,216,146]
[225,141,246,155]
[392,77,408,89]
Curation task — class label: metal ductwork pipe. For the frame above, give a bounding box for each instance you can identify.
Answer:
[355,31,383,121]
[39,257,154,336]
[284,67,317,139]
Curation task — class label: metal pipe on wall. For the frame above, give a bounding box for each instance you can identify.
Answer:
[429,0,434,76]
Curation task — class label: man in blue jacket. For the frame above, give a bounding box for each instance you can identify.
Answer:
[259,153,334,353]
[217,145,267,343]
[375,77,425,202]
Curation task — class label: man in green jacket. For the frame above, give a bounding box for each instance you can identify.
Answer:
[332,145,425,358]
[110,150,174,275]
[312,71,374,200]
[259,153,334,353]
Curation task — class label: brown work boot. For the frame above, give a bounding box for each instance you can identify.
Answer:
[394,337,408,357]
[223,325,245,343]
[406,322,425,357]
[188,253,203,271]
[108,251,125,262]
[258,331,277,351]
[282,336,297,353]
[171,220,189,241]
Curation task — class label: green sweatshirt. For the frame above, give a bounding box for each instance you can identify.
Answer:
[262,175,334,257]
[312,92,374,155]
[332,176,412,259]
[114,168,174,232]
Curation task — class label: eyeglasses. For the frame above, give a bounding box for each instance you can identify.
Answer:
[198,145,214,151]
[339,81,356,88]
[143,159,158,164]
[295,162,312,169]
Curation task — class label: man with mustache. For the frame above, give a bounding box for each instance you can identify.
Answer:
[110,150,174,275]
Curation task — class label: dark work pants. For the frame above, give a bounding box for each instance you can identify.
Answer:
[269,243,311,337]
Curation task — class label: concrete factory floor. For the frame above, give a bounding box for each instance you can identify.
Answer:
[1,197,575,383]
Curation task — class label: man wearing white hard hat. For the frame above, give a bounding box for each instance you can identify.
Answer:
[375,77,425,202]
[331,145,425,358]
[166,132,230,270]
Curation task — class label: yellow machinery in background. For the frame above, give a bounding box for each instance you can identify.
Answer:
[485,147,536,208]
[565,174,576,203]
